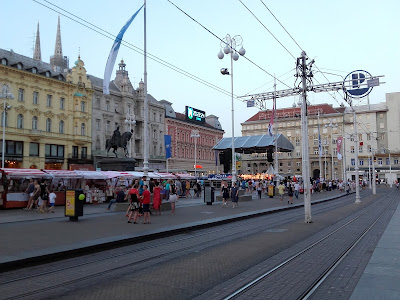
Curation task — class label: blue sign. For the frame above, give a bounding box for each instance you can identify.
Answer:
[247,100,255,107]
[343,70,373,99]
[164,135,172,159]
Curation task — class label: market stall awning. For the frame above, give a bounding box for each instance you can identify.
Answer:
[175,173,196,180]
[74,170,109,180]
[153,172,177,179]
[213,134,294,154]
[0,168,53,179]
[42,169,83,179]
[102,171,136,179]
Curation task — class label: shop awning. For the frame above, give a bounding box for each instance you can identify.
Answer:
[175,173,196,180]
[0,168,53,179]
[154,172,177,179]
[42,169,83,179]
[74,170,109,180]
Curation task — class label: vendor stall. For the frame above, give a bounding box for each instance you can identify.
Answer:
[75,171,109,204]
[0,168,53,208]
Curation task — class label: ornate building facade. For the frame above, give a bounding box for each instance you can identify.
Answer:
[90,60,166,170]
[161,101,224,175]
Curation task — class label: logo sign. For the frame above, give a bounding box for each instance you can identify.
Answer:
[185,106,205,123]
[343,70,373,99]
[247,100,255,107]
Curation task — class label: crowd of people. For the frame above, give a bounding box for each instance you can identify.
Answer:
[22,178,56,213]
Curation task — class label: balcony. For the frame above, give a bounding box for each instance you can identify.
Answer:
[28,129,44,141]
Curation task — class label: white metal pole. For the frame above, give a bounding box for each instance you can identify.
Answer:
[324,146,327,180]
[300,51,312,223]
[368,152,372,189]
[331,130,334,180]
[143,0,149,177]
[194,137,197,178]
[389,151,392,187]
[342,111,347,181]
[2,100,5,168]
[274,76,279,186]
[353,109,361,203]
[230,46,236,184]
[318,112,323,180]
[372,149,376,195]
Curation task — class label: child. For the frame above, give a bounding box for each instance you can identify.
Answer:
[48,188,56,213]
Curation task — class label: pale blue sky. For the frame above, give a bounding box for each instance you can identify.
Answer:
[1,0,399,137]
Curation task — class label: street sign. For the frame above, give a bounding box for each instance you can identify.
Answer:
[343,70,373,99]
[367,77,380,88]
[247,100,255,107]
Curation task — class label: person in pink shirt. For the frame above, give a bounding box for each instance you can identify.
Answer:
[152,181,162,215]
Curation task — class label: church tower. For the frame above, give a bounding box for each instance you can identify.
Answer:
[114,59,134,93]
[33,22,41,61]
[50,16,69,72]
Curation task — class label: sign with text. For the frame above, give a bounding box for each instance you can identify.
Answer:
[185,106,206,123]
[65,190,76,216]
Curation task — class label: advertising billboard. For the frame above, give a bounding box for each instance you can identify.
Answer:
[185,106,206,124]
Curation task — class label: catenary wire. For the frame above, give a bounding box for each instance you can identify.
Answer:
[33,0,239,99]
[238,0,296,60]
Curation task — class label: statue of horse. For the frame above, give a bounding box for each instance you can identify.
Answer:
[106,130,133,157]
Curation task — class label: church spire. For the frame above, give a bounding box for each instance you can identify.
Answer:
[54,16,63,57]
[33,22,41,61]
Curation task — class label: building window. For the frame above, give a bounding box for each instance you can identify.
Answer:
[287,152,292,157]
[81,101,86,112]
[380,133,385,140]
[45,144,64,158]
[60,97,65,109]
[46,118,52,132]
[106,101,110,111]
[0,141,23,155]
[314,148,319,155]
[45,71,50,77]
[296,162,301,167]
[18,88,24,102]
[394,159,399,165]
[1,58,7,65]
[17,63,22,70]
[47,95,52,107]
[378,158,383,165]
[81,123,86,136]
[106,121,110,133]
[1,111,8,127]
[350,134,354,141]
[367,133,371,141]
[33,91,39,104]
[368,145,372,152]
[32,67,37,74]
[59,120,64,134]
[296,151,301,157]
[359,146,363,153]
[96,119,101,131]
[81,147,87,159]
[380,113,384,119]
[358,134,362,141]
[17,114,23,129]
[32,116,38,130]
[351,159,355,166]
[29,143,39,156]
[386,158,390,165]
[359,160,364,166]
[351,146,355,153]
[380,123,384,129]
[72,146,78,158]
[128,104,131,114]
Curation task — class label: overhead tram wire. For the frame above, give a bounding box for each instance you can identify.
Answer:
[32,0,237,99]
[244,68,295,96]
[260,0,304,52]
[238,0,296,60]
[166,0,292,89]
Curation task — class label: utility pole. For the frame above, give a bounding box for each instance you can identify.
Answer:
[353,108,361,203]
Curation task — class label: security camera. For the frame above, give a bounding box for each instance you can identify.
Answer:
[220,68,230,75]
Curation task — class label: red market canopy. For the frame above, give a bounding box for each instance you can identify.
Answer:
[0,168,53,179]
[42,169,83,179]
[74,170,109,180]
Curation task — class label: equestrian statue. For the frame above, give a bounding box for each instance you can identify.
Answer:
[106,126,134,157]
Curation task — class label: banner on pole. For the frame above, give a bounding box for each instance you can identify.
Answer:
[164,135,172,159]
[337,136,343,160]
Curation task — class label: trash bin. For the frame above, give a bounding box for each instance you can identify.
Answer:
[204,186,215,205]
[268,184,275,198]
[65,189,85,221]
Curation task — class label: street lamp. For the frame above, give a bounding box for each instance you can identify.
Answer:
[0,84,14,168]
[191,129,200,178]
[124,114,136,158]
[218,34,246,184]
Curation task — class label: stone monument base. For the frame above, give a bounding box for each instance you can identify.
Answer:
[97,158,136,171]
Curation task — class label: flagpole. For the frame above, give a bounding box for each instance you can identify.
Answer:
[318,111,323,180]
[143,0,149,179]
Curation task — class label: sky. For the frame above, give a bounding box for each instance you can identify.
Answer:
[1,0,399,137]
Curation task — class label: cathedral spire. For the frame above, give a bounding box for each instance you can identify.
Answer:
[33,22,41,61]
[54,16,63,57]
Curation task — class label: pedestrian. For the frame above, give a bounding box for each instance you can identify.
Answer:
[287,183,294,204]
[294,181,300,199]
[139,176,146,196]
[185,180,191,198]
[39,179,50,213]
[256,180,262,199]
[278,182,285,202]
[169,181,178,214]
[231,182,239,208]
[23,179,35,211]
[221,181,230,207]
[153,181,162,215]
[107,186,125,210]
[141,185,151,224]
[127,184,140,223]
[48,188,56,213]
[28,180,41,211]
[106,184,114,203]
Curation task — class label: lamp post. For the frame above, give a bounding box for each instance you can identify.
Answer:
[218,34,246,184]
[352,108,361,203]
[0,85,14,168]
[124,114,136,158]
[191,130,200,178]
[325,121,337,180]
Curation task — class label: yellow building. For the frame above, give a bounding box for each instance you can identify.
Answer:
[0,49,93,169]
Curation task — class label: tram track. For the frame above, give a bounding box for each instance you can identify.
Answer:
[221,192,397,300]
[0,193,362,299]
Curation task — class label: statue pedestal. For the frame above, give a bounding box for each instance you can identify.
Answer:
[97,158,136,171]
